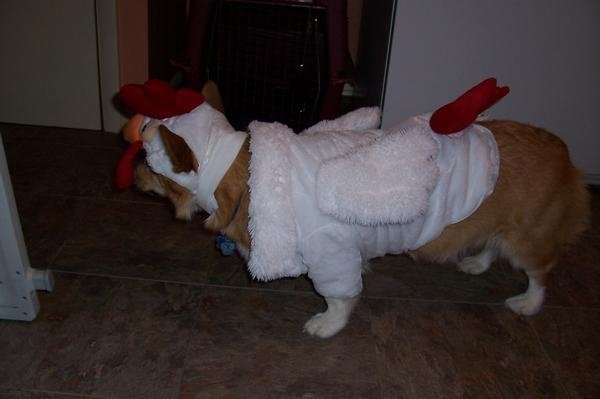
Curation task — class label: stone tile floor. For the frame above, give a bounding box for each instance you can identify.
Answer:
[0,124,598,398]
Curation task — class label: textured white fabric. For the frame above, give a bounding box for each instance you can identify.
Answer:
[247,122,306,280]
[302,106,381,135]
[247,107,385,282]
[142,103,247,213]
[316,122,440,226]
[248,109,499,298]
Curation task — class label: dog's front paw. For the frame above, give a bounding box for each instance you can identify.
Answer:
[303,296,358,338]
[303,312,348,338]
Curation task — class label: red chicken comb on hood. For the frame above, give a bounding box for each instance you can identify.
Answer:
[430,77,510,134]
[119,78,205,119]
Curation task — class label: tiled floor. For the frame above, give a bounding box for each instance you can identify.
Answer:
[0,124,598,398]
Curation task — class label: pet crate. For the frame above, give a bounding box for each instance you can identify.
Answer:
[175,0,353,132]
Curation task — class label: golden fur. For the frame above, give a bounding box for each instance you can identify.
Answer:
[133,118,590,315]
[413,120,590,286]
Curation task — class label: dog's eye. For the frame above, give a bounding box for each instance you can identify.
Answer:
[141,123,149,132]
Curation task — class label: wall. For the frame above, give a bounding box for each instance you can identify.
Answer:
[0,0,132,132]
[0,0,102,129]
[117,0,148,85]
[383,0,600,182]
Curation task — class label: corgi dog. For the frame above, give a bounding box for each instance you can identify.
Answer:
[121,80,590,338]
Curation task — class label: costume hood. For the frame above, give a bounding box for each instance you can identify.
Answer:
[142,103,247,213]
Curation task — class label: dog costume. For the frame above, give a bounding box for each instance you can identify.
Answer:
[117,78,508,299]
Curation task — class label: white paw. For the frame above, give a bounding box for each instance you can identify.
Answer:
[505,292,544,316]
[457,256,490,275]
[303,312,348,338]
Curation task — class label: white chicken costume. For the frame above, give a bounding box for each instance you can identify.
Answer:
[116,78,508,300]
[246,108,498,298]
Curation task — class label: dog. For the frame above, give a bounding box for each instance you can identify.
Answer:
[125,83,590,338]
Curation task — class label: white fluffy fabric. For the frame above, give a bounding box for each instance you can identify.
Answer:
[247,121,307,281]
[316,123,439,226]
[302,106,381,134]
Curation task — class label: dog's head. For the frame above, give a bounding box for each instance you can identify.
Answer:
[118,80,235,221]
[134,123,199,221]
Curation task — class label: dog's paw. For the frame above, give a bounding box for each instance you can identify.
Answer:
[303,312,348,338]
[303,296,358,338]
[505,292,544,316]
[457,256,490,275]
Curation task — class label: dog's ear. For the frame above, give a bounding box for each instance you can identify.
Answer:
[201,80,225,113]
[159,124,199,173]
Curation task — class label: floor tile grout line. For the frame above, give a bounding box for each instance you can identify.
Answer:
[44,194,98,269]
[13,190,168,207]
[364,296,600,310]
[54,269,501,304]
[49,270,600,310]
[1,387,122,398]
[46,240,68,270]
[51,269,317,297]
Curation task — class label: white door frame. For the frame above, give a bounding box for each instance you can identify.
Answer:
[96,0,127,133]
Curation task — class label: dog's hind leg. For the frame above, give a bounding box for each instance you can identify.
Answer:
[502,240,557,316]
[303,296,359,338]
[505,266,550,316]
[457,244,497,275]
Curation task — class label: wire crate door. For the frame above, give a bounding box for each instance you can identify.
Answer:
[208,0,329,132]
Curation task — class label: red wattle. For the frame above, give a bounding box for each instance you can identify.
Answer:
[115,140,143,190]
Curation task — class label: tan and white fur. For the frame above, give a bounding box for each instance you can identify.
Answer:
[133,105,590,337]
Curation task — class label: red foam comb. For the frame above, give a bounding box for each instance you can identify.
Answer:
[430,78,510,134]
[119,79,205,119]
